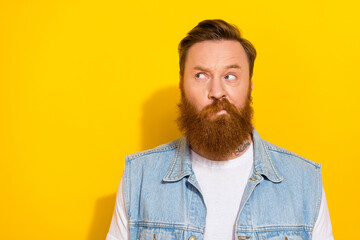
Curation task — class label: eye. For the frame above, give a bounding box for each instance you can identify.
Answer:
[195,73,207,79]
[225,74,236,80]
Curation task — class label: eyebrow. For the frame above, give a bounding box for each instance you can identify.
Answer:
[193,64,241,71]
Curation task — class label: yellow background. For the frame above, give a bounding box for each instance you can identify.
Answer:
[1,0,359,239]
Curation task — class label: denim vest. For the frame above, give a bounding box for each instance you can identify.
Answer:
[124,129,322,240]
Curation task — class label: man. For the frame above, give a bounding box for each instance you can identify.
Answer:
[106,19,333,240]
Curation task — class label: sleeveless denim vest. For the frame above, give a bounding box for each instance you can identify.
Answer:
[124,129,322,240]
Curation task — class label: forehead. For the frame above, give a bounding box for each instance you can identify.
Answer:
[185,40,249,70]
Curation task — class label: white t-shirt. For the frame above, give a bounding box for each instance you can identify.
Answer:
[106,142,334,240]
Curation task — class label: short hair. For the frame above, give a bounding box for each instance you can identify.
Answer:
[178,19,257,79]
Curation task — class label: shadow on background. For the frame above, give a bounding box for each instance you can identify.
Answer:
[141,85,181,150]
[86,193,116,240]
[87,85,181,239]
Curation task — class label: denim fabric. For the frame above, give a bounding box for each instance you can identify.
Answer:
[124,129,322,240]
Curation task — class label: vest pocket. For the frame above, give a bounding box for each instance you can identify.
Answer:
[257,230,310,240]
[136,227,183,240]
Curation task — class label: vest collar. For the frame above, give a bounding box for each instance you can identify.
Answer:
[252,129,284,183]
[163,129,283,183]
[162,136,192,182]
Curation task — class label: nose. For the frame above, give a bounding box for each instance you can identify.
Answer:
[208,78,226,100]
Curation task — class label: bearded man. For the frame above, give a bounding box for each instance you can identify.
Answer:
[106,19,334,240]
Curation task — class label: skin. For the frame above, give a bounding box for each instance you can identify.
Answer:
[181,40,253,160]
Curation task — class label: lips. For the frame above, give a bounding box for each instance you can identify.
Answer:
[217,109,227,115]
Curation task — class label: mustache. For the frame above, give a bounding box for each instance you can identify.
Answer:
[200,98,239,117]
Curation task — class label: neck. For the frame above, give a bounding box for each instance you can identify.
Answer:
[190,134,252,161]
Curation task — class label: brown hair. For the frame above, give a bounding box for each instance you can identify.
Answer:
[178,19,257,79]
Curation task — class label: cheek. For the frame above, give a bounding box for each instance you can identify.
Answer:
[183,85,207,110]
[227,87,250,108]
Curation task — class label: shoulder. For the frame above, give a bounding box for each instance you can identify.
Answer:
[262,139,321,181]
[125,138,182,162]
[261,138,321,169]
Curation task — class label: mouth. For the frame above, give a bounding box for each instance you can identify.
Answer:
[216,109,227,115]
[207,109,228,120]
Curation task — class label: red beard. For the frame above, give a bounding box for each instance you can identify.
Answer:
[177,88,253,160]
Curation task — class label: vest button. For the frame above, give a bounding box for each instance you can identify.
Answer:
[189,236,196,240]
